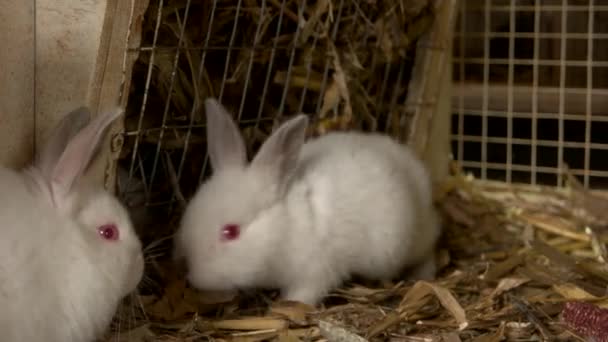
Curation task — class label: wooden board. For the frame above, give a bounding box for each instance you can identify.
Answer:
[0,0,148,190]
[0,0,35,168]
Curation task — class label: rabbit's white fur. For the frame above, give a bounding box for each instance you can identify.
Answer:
[0,107,144,341]
[175,98,441,305]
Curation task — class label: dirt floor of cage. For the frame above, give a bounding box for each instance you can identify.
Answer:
[101,162,608,342]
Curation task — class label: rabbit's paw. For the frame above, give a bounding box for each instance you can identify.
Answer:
[282,284,329,306]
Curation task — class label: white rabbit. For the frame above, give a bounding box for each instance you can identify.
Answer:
[175,98,441,305]
[0,107,144,342]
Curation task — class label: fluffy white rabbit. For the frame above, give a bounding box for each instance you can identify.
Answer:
[0,107,144,341]
[175,98,441,305]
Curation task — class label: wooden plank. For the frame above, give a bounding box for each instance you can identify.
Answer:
[86,0,150,190]
[405,0,459,184]
[452,83,608,116]
[35,0,107,155]
[0,0,148,191]
[0,1,35,168]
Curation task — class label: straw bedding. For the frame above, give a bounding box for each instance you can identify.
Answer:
[104,161,608,341]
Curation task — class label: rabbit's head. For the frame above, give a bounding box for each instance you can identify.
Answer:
[26,107,144,297]
[175,98,308,291]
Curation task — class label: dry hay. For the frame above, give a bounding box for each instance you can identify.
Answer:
[102,161,608,342]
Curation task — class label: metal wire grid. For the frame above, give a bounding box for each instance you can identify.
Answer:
[121,0,418,210]
[452,0,608,189]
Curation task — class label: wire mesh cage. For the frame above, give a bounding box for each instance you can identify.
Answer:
[452,0,608,189]
[119,0,453,236]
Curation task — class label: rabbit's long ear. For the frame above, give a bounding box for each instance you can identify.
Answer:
[49,108,122,199]
[204,98,247,171]
[251,114,308,186]
[35,107,91,179]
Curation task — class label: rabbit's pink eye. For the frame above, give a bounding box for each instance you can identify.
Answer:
[98,224,119,241]
[221,224,240,241]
